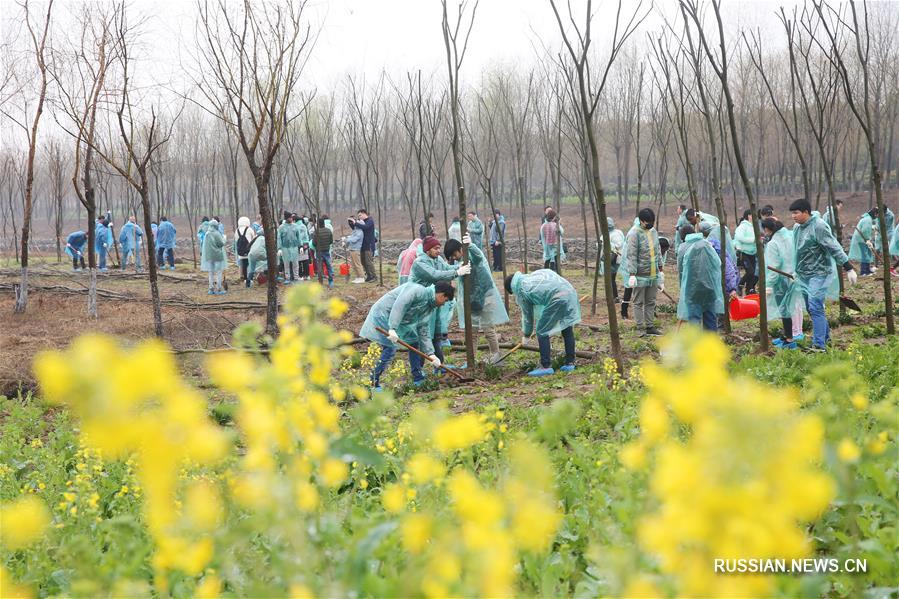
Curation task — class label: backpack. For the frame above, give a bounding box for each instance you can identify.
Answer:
[236,228,251,255]
[686,243,718,306]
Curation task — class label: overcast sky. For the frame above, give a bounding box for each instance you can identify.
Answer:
[65,0,801,91]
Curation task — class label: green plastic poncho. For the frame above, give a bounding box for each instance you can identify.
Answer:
[468,217,484,248]
[792,212,845,301]
[278,222,302,262]
[452,245,509,328]
[510,269,581,337]
[891,221,899,257]
[359,283,437,355]
[621,224,663,288]
[409,250,457,337]
[848,213,874,262]
[201,222,226,272]
[762,227,802,320]
[248,236,268,274]
[697,212,736,262]
[733,220,757,255]
[676,233,724,320]
[873,208,895,249]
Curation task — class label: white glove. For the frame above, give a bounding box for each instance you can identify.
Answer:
[456,263,472,276]
[846,269,858,285]
[766,286,774,295]
[103,243,108,248]
[521,335,531,346]
[428,355,441,367]
[462,233,471,245]
[628,275,637,287]
[865,240,875,252]
[387,329,399,343]
[658,284,665,293]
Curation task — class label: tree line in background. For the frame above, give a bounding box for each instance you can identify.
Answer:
[1,0,895,355]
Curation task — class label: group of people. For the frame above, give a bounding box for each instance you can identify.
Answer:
[62,208,383,294]
[362,230,582,389]
[416,209,508,273]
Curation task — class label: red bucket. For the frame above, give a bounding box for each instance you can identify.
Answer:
[339,263,350,276]
[744,293,760,303]
[729,296,760,321]
[308,262,315,276]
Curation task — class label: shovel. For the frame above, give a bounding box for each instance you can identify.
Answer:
[374,327,476,383]
[766,266,862,313]
[491,342,522,365]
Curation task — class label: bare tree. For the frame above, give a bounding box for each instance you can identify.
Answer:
[195,0,315,335]
[681,0,770,351]
[549,0,648,373]
[812,0,894,334]
[4,0,53,313]
[441,0,478,367]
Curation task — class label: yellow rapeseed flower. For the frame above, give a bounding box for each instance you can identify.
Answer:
[319,458,348,488]
[382,483,407,513]
[837,438,861,463]
[400,513,432,553]
[849,393,868,410]
[406,453,445,485]
[0,496,50,550]
[432,414,485,453]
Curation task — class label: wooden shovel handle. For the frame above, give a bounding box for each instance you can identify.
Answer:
[493,342,522,365]
[374,327,468,381]
[766,265,794,279]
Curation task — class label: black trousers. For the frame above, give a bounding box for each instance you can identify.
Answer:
[782,317,793,339]
[739,252,758,293]
[72,254,86,269]
[621,287,633,317]
[491,244,503,271]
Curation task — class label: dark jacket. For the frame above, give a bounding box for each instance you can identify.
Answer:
[354,217,376,252]
[313,227,333,253]
[418,220,434,240]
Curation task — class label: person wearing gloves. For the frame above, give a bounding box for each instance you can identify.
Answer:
[246,234,268,287]
[618,216,641,318]
[341,220,365,283]
[733,209,758,295]
[118,216,144,272]
[685,208,736,262]
[760,218,804,349]
[504,269,581,376]
[95,217,110,271]
[677,227,726,331]
[278,213,303,283]
[397,239,423,285]
[409,236,472,367]
[848,207,877,276]
[539,208,564,272]
[599,217,626,302]
[65,230,88,271]
[200,219,227,294]
[790,199,857,352]
[234,216,256,282]
[360,281,456,391]
[444,234,510,364]
[448,217,462,242]
[156,216,177,270]
[622,208,664,337]
[467,211,484,249]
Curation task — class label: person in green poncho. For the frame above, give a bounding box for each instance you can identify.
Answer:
[278,214,303,283]
[444,234,510,364]
[622,208,664,337]
[733,209,758,295]
[760,218,805,349]
[504,269,581,377]
[848,208,877,277]
[410,236,472,367]
[360,281,455,390]
[677,225,725,331]
[201,219,227,295]
[467,211,484,249]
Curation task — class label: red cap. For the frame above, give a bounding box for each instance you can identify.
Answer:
[422,236,441,252]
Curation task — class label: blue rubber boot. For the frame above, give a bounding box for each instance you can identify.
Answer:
[793,333,805,342]
[528,367,555,377]
[780,341,798,350]
[559,364,576,373]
